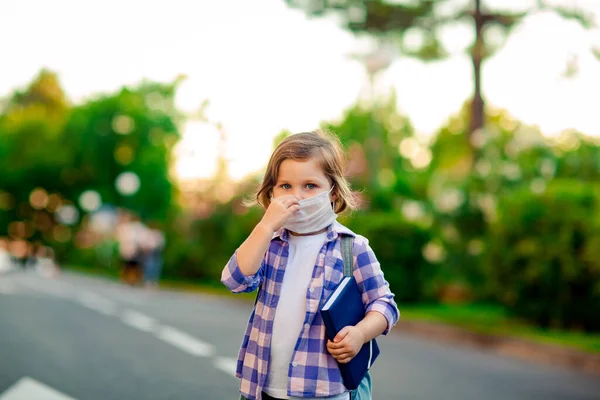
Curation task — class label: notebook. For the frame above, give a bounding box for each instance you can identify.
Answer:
[320,238,380,390]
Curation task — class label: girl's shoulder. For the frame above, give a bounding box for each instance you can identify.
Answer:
[332,221,370,250]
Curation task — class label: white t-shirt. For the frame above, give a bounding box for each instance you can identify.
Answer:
[264,231,347,400]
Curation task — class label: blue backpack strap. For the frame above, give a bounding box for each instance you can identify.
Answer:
[341,235,354,277]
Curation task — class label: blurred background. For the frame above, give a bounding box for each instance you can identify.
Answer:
[1,1,600,399]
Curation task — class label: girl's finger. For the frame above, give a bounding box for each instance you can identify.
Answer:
[328,347,348,356]
[327,342,350,355]
[327,340,344,349]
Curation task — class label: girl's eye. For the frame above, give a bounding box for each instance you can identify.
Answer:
[305,183,316,189]
[281,184,291,189]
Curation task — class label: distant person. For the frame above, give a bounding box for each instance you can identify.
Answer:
[35,246,60,278]
[0,238,14,274]
[142,226,165,289]
[221,130,399,400]
[116,212,145,286]
[25,242,41,269]
[9,239,29,270]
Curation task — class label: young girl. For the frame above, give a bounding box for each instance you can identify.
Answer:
[221,130,399,400]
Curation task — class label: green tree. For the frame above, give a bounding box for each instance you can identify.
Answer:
[61,79,182,221]
[0,70,71,239]
[0,70,182,250]
[323,93,418,209]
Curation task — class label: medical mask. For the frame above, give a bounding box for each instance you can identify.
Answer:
[283,188,336,234]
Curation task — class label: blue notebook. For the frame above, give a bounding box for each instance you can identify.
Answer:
[320,275,380,390]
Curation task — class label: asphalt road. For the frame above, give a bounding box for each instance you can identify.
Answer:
[1,270,599,400]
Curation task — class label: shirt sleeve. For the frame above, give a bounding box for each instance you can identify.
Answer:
[220,249,264,293]
[352,235,400,335]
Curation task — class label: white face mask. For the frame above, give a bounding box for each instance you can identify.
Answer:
[283,188,337,234]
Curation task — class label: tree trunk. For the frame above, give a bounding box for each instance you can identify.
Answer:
[470,0,485,136]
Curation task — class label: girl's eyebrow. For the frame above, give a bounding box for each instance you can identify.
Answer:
[276,179,319,184]
[276,176,323,183]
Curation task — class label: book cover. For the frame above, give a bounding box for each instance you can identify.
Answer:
[320,276,380,390]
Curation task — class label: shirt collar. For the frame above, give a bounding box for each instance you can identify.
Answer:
[272,220,355,243]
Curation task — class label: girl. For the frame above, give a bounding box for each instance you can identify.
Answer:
[221,130,399,400]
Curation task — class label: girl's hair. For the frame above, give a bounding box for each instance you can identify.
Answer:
[254,129,356,214]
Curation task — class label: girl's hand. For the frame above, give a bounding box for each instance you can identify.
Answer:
[259,195,299,232]
[326,326,365,364]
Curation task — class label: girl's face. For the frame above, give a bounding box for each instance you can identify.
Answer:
[272,157,336,202]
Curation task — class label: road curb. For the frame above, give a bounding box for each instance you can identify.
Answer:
[397,319,600,377]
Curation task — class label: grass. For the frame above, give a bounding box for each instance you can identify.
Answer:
[67,265,600,354]
[400,303,600,354]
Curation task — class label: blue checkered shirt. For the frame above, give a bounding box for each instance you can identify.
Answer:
[221,221,399,400]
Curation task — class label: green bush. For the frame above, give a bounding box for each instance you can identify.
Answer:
[486,180,600,331]
[162,202,262,282]
[341,212,434,303]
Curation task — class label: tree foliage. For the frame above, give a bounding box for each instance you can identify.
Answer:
[0,70,181,243]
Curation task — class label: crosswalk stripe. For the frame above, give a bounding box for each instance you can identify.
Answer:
[0,377,77,400]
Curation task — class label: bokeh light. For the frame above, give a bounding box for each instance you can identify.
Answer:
[115,171,141,196]
[29,188,49,210]
[55,205,80,226]
[112,115,135,135]
[79,190,102,213]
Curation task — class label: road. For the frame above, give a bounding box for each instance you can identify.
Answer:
[1,270,599,399]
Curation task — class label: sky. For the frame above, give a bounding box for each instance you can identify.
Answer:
[1,0,599,181]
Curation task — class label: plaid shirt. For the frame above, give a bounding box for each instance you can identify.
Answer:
[221,221,399,400]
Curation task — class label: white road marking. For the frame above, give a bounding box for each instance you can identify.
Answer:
[156,326,216,357]
[0,377,77,400]
[214,357,237,377]
[76,291,117,316]
[120,309,157,332]
[7,272,236,381]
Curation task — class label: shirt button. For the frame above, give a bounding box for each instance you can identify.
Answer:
[304,323,310,330]
[319,253,325,259]
[309,287,314,293]
[292,362,298,367]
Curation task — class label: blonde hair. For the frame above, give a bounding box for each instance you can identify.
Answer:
[254,129,356,214]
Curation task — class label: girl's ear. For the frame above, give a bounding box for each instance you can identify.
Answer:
[329,186,337,202]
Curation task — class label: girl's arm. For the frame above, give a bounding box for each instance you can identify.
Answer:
[236,222,274,276]
[327,235,400,363]
[236,195,299,276]
[327,311,388,364]
[353,236,400,334]
[355,311,388,342]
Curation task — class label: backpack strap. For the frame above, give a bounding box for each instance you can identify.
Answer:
[341,235,354,277]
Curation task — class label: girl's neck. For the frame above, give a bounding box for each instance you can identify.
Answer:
[288,227,328,237]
